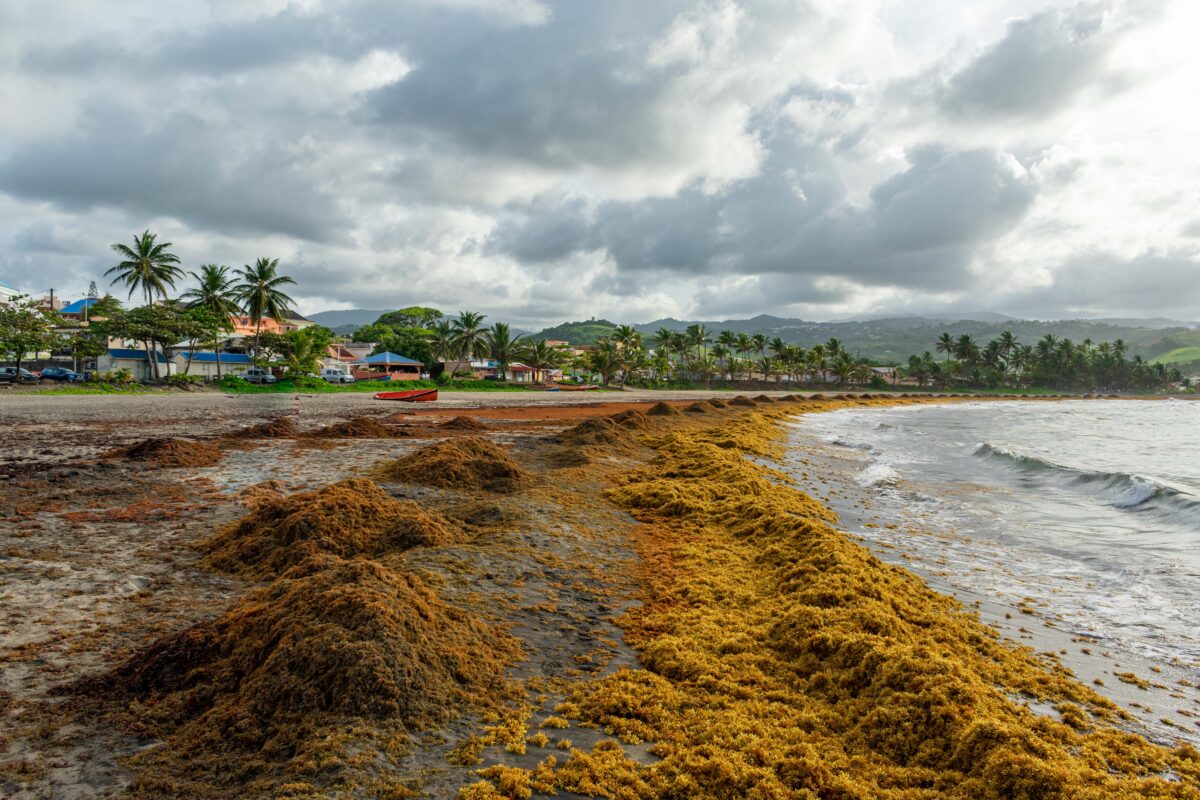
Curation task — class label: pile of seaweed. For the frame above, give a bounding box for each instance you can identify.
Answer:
[78,555,519,795]
[684,401,713,414]
[374,436,532,493]
[753,394,776,403]
[307,415,411,438]
[468,404,1200,799]
[108,437,224,468]
[441,415,487,430]
[728,395,757,407]
[558,417,628,447]
[200,478,466,578]
[646,402,680,417]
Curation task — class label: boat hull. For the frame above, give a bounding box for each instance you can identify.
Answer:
[374,389,438,402]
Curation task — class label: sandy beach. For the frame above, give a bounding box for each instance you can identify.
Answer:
[2,391,1197,799]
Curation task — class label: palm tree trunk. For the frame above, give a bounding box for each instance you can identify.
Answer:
[215,338,223,379]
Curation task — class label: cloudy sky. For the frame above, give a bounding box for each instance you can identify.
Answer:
[1,0,1197,325]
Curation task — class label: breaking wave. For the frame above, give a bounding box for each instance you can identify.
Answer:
[973,442,1200,520]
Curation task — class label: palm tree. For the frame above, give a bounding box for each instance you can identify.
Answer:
[589,338,627,387]
[450,311,487,369]
[484,322,522,380]
[232,258,296,358]
[106,230,184,380]
[180,265,241,378]
[935,332,954,362]
[429,319,458,370]
[521,339,567,383]
[612,324,642,352]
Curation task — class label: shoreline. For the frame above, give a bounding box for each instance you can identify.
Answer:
[780,406,1200,748]
[2,393,1197,798]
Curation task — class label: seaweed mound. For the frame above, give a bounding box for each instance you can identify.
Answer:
[309,416,410,438]
[85,555,519,784]
[374,436,532,493]
[753,394,775,403]
[558,417,625,447]
[707,398,728,409]
[647,401,681,417]
[110,438,224,468]
[441,415,487,430]
[610,409,650,428]
[729,396,757,407]
[236,417,298,438]
[201,478,465,577]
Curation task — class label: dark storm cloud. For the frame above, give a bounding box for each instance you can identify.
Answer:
[490,142,1038,302]
[0,105,348,242]
[365,2,691,169]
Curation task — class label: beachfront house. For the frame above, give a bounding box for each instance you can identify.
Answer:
[174,351,254,380]
[351,351,422,381]
[97,348,171,381]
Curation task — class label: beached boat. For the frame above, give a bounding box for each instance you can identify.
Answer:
[374,388,438,402]
[524,384,561,391]
[554,382,599,391]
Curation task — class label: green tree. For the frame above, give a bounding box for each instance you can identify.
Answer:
[451,311,488,364]
[0,298,61,378]
[935,332,954,362]
[374,306,443,329]
[520,339,568,383]
[232,257,296,357]
[588,338,627,387]
[283,326,333,374]
[106,230,184,311]
[484,321,522,380]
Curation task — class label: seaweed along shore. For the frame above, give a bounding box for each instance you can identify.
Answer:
[460,395,1200,799]
[5,394,1198,798]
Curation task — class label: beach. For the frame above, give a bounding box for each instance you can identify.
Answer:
[2,391,1197,799]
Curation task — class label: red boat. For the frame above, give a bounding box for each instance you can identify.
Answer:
[374,388,438,402]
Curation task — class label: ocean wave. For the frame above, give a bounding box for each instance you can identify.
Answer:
[857,462,901,487]
[973,442,1200,519]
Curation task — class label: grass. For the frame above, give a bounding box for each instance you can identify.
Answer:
[1150,346,1200,365]
[217,378,566,394]
[35,383,161,396]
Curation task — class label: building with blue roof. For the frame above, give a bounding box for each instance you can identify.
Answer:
[351,351,422,380]
[59,298,100,318]
[97,348,171,381]
[173,350,255,380]
[0,277,22,303]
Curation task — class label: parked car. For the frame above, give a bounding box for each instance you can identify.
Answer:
[0,367,42,384]
[39,366,82,382]
[319,368,355,384]
[243,368,277,385]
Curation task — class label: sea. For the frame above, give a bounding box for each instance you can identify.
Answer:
[788,399,1200,710]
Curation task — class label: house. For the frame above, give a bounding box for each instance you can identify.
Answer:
[229,311,315,337]
[323,343,360,373]
[174,351,254,380]
[442,358,537,382]
[59,298,101,323]
[351,351,422,381]
[0,277,24,304]
[96,348,171,381]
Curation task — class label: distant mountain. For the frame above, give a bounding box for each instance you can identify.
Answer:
[307,309,393,329]
[631,315,1191,363]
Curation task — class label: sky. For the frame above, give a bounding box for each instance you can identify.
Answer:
[1,0,1198,326]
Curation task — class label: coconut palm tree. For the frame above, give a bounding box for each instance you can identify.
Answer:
[450,311,487,369]
[232,258,296,358]
[935,332,955,362]
[429,319,458,370]
[589,338,627,387]
[180,265,242,378]
[484,322,522,380]
[612,324,642,352]
[521,339,567,383]
[106,230,184,380]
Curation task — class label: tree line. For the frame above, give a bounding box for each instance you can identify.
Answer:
[904,331,1186,391]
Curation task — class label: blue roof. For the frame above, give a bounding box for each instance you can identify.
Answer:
[183,351,254,364]
[354,351,421,365]
[61,298,99,315]
[108,348,169,363]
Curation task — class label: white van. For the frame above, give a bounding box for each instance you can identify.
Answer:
[320,368,355,384]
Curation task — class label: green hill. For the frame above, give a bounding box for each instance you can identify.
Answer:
[530,319,619,345]
[1150,346,1200,365]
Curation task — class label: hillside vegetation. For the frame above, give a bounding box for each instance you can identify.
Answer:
[529,319,619,345]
